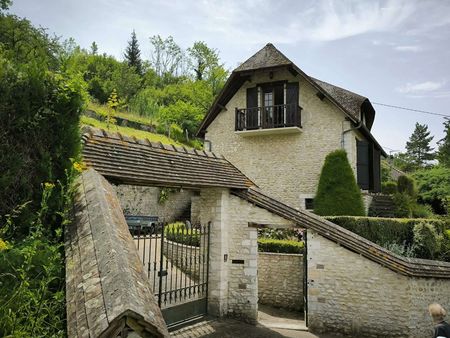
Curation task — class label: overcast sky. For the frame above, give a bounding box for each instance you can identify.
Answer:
[9,0,450,153]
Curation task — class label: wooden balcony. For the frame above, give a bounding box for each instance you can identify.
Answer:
[235,104,302,136]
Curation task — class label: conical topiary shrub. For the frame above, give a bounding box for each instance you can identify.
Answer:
[314,149,365,216]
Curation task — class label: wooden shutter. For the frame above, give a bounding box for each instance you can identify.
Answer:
[246,87,257,108]
[372,147,381,192]
[357,140,370,190]
[286,82,299,125]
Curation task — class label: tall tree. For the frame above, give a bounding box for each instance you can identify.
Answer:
[124,30,143,75]
[187,41,219,81]
[406,122,434,169]
[437,119,450,167]
[90,41,98,55]
[150,35,185,80]
[0,0,11,11]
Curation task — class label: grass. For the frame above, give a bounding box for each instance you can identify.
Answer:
[80,116,182,146]
[87,101,157,126]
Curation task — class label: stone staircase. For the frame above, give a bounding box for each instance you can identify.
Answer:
[368,194,396,218]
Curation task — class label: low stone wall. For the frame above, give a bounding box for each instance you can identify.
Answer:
[113,184,195,223]
[258,252,303,311]
[163,239,202,280]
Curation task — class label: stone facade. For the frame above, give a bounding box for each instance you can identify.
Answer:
[113,184,196,223]
[199,188,294,323]
[258,252,304,311]
[205,68,364,209]
[307,230,450,338]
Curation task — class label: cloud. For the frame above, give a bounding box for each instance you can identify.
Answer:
[397,80,447,94]
[394,45,422,52]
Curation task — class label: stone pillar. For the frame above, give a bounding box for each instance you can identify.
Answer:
[199,188,229,317]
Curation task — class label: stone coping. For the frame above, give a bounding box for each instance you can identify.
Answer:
[259,252,303,257]
[66,168,169,337]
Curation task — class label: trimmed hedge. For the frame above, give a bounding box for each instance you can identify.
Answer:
[314,150,365,216]
[257,238,304,254]
[325,216,448,258]
[165,222,200,247]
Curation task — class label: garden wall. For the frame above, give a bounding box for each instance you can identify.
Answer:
[113,184,195,223]
[163,239,202,280]
[258,252,303,311]
[307,230,450,338]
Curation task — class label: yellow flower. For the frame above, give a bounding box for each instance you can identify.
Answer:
[0,238,9,251]
[73,161,86,172]
[44,182,55,189]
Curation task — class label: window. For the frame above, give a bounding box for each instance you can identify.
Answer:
[305,198,314,210]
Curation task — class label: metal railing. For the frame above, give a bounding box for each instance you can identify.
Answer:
[235,103,302,131]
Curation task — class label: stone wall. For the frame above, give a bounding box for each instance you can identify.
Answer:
[307,230,450,338]
[113,184,196,223]
[199,188,294,323]
[205,68,362,209]
[258,252,304,311]
[163,239,201,280]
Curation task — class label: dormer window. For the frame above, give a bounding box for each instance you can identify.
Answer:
[235,81,302,132]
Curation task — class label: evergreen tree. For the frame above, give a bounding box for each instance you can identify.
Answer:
[124,30,142,75]
[314,150,365,216]
[406,122,434,169]
[437,119,450,167]
[90,41,98,55]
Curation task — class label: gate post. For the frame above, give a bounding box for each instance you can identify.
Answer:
[199,188,230,317]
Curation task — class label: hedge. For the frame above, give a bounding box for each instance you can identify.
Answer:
[325,216,447,249]
[257,238,304,254]
[165,222,200,247]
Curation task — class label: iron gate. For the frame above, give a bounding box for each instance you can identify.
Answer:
[129,220,210,328]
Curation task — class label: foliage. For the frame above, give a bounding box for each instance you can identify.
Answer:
[411,203,434,219]
[188,41,220,81]
[391,152,416,173]
[80,116,182,146]
[150,35,185,80]
[158,187,179,204]
[413,222,442,260]
[314,150,365,216]
[382,181,397,195]
[0,0,11,11]
[90,41,98,55]
[440,230,450,262]
[392,192,414,218]
[326,216,449,260]
[257,228,303,241]
[397,175,417,197]
[437,119,450,167]
[129,88,160,120]
[124,30,143,75]
[87,101,156,126]
[165,222,200,247]
[405,122,435,169]
[413,166,450,215]
[257,238,304,254]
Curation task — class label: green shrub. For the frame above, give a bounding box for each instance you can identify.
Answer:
[439,230,450,261]
[314,150,365,216]
[393,192,414,218]
[413,222,442,260]
[412,203,434,219]
[397,175,417,197]
[257,228,303,241]
[382,181,397,195]
[165,222,200,247]
[257,238,304,254]
[325,216,447,251]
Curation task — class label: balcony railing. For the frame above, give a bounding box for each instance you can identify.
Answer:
[235,104,302,131]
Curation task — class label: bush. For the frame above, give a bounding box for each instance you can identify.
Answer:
[413,222,442,260]
[397,175,417,197]
[257,228,303,241]
[314,150,365,216]
[257,238,304,254]
[393,192,414,218]
[412,203,434,219]
[440,230,450,261]
[165,222,200,247]
[325,216,447,252]
[382,181,397,195]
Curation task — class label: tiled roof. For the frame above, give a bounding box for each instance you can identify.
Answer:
[234,43,293,72]
[81,127,254,189]
[232,187,450,279]
[66,169,169,337]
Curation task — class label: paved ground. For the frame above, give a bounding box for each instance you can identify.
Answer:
[171,305,345,338]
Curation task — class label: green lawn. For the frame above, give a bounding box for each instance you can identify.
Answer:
[80,116,182,146]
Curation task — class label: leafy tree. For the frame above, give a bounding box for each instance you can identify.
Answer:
[413,166,450,214]
[405,122,434,169]
[129,87,160,120]
[124,30,142,75]
[90,41,98,55]
[188,41,219,81]
[437,119,450,167]
[150,35,185,80]
[0,0,11,11]
[314,150,365,216]
[392,152,415,173]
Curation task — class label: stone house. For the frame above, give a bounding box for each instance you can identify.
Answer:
[197,43,387,210]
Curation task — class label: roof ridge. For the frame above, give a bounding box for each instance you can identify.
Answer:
[82,126,223,159]
[309,76,367,100]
